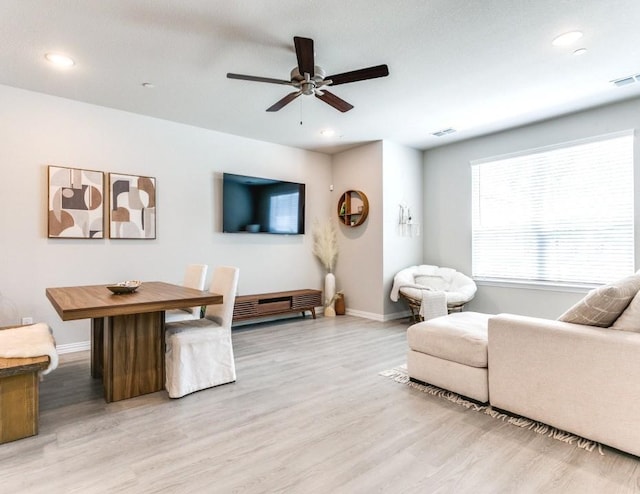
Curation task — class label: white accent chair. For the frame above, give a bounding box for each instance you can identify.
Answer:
[164,264,208,323]
[165,266,239,398]
[390,264,477,322]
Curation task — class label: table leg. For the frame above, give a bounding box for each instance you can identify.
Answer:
[91,318,104,378]
[102,311,165,403]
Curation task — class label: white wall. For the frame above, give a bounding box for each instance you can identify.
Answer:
[0,85,332,347]
[331,142,384,317]
[9,82,633,344]
[423,97,640,318]
[330,140,423,320]
[382,141,423,317]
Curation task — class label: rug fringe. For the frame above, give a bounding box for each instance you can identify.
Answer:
[380,366,605,456]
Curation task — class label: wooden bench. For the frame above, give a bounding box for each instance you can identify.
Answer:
[0,354,49,444]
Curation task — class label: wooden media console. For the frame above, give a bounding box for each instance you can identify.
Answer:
[232,289,322,323]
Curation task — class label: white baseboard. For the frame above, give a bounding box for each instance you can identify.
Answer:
[340,308,412,322]
[56,340,90,354]
[383,310,412,322]
[344,308,385,321]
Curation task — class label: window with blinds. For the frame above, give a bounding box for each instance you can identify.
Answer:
[471,131,634,286]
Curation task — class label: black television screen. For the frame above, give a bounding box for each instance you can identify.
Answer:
[223,173,306,234]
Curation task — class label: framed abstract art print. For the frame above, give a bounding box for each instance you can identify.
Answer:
[109,173,156,239]
[48,165,105,238]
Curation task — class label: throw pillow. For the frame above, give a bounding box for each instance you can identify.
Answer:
[558,274,640,327]
[611,290,640,333]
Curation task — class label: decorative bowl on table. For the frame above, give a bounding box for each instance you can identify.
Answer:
[106,280,142,294]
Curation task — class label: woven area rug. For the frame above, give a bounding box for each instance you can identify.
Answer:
[380,365,604,455]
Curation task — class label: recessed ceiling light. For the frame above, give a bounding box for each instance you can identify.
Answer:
[44,52,75,67]
[141,82,155,88]
[573,48,587,56]
[552,31,583,46]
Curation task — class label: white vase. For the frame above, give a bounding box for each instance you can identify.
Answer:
[324,272,336,316]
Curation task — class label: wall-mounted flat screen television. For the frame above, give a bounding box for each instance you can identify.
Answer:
[222,173,306,234]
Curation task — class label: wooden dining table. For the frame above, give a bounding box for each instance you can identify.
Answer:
[46,281,222,402]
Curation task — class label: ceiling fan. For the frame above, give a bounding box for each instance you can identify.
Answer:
[227,36,389,113]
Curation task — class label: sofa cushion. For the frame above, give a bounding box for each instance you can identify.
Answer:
[558,274,640,327]
[407,312,490,368]
[611,290,640,333]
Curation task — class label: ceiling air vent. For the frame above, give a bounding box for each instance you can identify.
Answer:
[431,128,456,137]
[611,74,640,87]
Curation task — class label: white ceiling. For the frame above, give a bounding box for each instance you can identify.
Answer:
[2,0,640,154]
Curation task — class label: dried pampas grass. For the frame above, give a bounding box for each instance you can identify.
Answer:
[312,219,338,273]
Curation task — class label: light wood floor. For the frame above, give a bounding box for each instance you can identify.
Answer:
[1,315,639,493]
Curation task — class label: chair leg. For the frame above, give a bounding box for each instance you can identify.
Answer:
[409,304,423,323]
[448,304,465,313]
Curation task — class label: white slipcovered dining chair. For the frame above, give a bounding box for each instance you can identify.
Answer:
[164,264,208,323]
[165,266,239,398]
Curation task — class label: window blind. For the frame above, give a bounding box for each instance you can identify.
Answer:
[471,131,634,286]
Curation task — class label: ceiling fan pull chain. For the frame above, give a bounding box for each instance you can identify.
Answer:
[299,98,303,125]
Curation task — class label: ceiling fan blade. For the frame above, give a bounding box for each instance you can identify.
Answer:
[266,91,302,112]
[293,36,314,78]
[315,90,353,113]
[227,73,293,86]
[325,64,389,86]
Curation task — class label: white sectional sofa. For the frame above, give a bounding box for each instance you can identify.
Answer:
[488,314,640,458]
[407,272,640,457]
[407,312,491,402]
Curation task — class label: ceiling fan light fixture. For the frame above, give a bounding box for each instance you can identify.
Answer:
[301,81,315,95]
[552,31,583,46]
[44,52,75,67]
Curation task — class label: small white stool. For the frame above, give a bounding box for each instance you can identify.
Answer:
[407,312,490,402]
